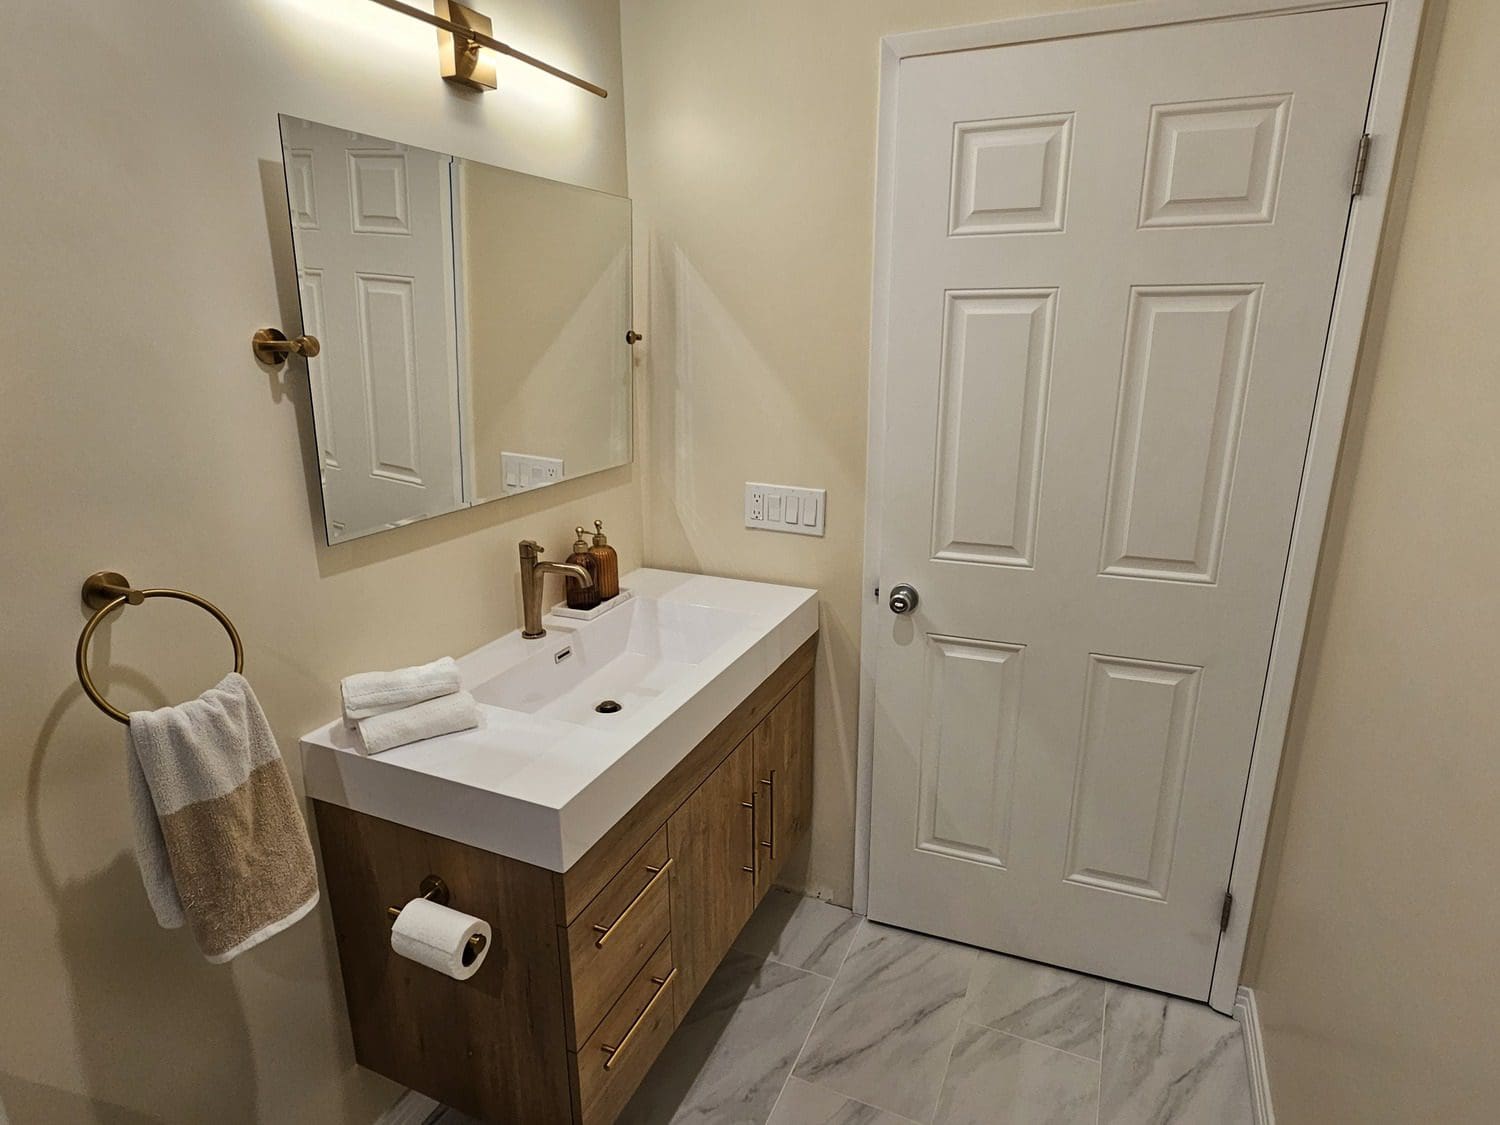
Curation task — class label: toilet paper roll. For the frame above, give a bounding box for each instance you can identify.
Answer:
[390,897,492,980]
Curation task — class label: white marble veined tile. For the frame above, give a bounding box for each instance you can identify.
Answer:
[434,899,1256,1125]
[618,948,831,1125]
[734,888,863,978]
[768,1077,918,1125]
[935,1024,1100,1125]
[965,952,1107,1060]
[792,922,976,1122]
[1099,984,1254,1125]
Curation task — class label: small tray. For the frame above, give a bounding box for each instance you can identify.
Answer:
[550,587,634,621]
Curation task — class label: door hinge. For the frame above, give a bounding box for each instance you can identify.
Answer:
[1219,890,1234,933]
[1351,133,1372,196]
[873,583,880,601]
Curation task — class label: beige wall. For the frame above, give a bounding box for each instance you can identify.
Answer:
[1243,3,1500,1122]
[0,0,637,1120]
[624,4,1500,1121]
[463,163,632,500]
[618,0,1126,904]
[8,0,1493,1120]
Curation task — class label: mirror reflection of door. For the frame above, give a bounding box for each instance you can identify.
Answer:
[282,118,462,542]
[278,116,634,545]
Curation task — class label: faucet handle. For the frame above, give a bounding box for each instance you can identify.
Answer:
[519,539,544,560]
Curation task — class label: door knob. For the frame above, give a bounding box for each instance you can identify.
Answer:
[888,583,919,615]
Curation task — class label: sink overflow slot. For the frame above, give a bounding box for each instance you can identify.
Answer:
[595,700,622,714]
[554,647,571,664]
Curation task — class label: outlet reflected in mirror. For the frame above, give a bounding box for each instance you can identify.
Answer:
[278,115,633,544]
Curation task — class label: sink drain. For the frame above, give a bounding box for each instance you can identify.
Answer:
[594,699,623,714]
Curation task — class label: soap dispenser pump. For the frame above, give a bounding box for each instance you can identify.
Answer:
[565,528,601,611]
[589,519,620,601]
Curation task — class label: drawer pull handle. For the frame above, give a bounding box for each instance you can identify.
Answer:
[600,967,677,1070]
[742,795,758,875]
[761,770,777,860]
[592,857,673,948]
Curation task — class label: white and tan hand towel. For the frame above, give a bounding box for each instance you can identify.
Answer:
[126,673,318,963]
[340,656,462,728]
[356,690,480,756]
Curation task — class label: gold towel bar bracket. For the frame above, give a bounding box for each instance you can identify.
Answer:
[252,328,321,365]
[76,571,244,725]
[387,875,489,967]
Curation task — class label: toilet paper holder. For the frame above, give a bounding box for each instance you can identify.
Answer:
[387,875,489,965]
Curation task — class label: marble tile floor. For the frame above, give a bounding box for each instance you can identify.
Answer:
[438,890,1254,1125]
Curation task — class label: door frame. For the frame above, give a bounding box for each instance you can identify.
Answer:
[853,0,1426,1012]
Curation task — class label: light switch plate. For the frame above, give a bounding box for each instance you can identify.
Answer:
[744,482,825,537]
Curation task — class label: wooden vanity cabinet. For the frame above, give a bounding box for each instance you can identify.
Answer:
[753,674,814,900]
[666,736,757,1013]
[314,634,816,1125]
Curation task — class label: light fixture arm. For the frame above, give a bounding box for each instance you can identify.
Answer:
[367,0,608,98]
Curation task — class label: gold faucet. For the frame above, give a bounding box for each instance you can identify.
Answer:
[518,540,594,639]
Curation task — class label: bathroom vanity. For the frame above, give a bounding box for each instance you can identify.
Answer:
[301,570,817,1124]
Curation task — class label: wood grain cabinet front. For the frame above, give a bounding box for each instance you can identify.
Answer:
[753,675,814,900]
[315,634,817,1125]
[571,938,678,1125]
[563,826,671,1047]
[666,736,757,1017]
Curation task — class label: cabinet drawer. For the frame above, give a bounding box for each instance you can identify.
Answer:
[565,826,671,1046]
[572,937,677,1125]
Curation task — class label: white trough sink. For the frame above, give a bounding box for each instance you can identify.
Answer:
[300,569,817,871]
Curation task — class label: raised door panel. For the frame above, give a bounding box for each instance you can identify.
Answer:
[667,737,756,1019]
[1063,654,1202,901]
[932,289,1056,568]
[1099,284,1261,584]
[753,675,815,897]
[1138,94,1292,228]
[916,636,1024,869]
[355,274,427,485]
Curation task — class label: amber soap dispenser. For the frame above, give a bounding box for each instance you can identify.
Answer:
[565,528,601,611]
[589,519,620,600]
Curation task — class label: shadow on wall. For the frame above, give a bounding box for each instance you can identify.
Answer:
[1242,0,1450,985]
[0,1071,160,1125]
[641,231,863,903]
[24,679,259,1124]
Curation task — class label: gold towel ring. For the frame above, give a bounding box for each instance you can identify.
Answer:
[75,571,244,724]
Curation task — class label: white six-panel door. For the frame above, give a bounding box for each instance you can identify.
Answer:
[868,6,1385,999]
[282,119,462,542]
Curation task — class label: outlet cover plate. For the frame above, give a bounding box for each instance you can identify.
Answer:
[745,482,825,537]
[501,452,565,495]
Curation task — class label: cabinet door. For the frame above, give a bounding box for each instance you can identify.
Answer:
[667,736,757,1017]
[754,675,815,897]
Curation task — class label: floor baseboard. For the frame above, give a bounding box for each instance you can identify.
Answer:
[375,1089,443,1125]
[1234,986,1276,1125]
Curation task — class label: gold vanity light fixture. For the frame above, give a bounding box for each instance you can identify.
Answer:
[367,0,608,98]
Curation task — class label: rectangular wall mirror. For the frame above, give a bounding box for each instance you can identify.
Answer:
[278,115,633,544]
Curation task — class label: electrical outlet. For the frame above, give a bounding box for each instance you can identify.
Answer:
[745,482,826,537]
[501,452,565,495]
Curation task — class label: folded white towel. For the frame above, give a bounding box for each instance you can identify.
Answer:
[356,691,480,755]
[341,657,462,728]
